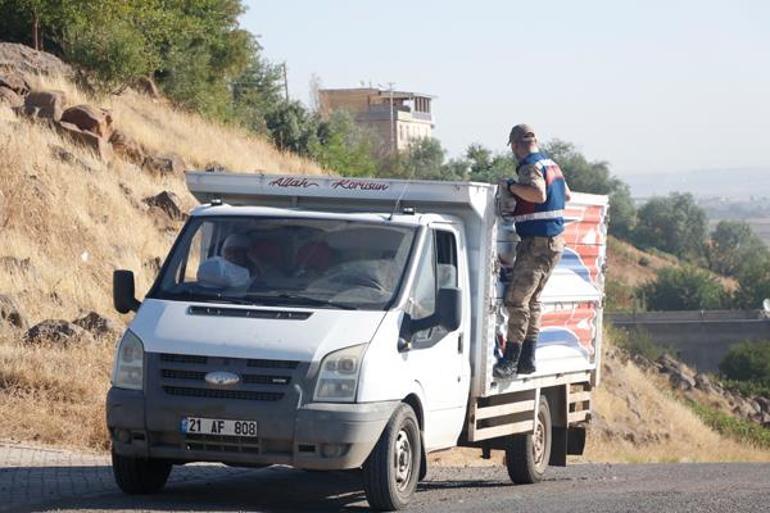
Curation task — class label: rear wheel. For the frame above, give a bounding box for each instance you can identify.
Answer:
[505,395,552,484]
[362,403,421,511]
[112,450,172,494]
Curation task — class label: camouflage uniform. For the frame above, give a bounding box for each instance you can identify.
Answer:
[505,235,564,343]
[505,160,565,344]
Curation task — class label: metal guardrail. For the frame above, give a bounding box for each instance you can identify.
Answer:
[608,310,766,324]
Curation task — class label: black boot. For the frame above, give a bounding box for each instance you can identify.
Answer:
[517,339,537,375]
[493,342,522,379]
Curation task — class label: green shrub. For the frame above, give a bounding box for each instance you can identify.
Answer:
[604,278,637,312]
[686,399,770,449]
[641,266,728,311]
[610,325,668,361]
[721,378,770,400]
[719,341,770,385]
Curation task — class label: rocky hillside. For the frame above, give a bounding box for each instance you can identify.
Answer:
[0,44,323,448]
[0,43,323,329]
[0,44,766,462]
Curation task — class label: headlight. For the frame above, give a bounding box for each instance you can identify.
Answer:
[112,330,144,391]
[313,344,366,403]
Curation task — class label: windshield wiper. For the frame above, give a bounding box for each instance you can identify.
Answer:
[239,293,357,310]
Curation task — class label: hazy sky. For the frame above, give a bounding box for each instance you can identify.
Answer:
[241,1,770,177]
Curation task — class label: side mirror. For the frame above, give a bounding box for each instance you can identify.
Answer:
[437,287,462,332]
[113,270,141,314]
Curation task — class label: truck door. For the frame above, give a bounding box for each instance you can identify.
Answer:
[405,225,468,450]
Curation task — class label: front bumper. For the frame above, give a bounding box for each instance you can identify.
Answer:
[106,387,398,470]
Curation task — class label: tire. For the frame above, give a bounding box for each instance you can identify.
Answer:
[505,395,552,484]
[112,450,172,494]
[362,403,422,511]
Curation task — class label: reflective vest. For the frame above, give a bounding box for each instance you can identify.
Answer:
[511,152,566,237]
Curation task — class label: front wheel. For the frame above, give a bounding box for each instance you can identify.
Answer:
[505,395,552,484]
[362,403,421,511]
[112,450,172,494]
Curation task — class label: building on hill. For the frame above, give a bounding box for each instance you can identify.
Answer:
[318,87,435,155]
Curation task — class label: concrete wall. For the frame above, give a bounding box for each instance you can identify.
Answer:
[608,311,770,372]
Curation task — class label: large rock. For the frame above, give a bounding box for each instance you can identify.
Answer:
[731,397,757,419]
[694,373,714,392]
[0,43,73,79]
[143,191,184,221]
[0,72,30,96]
[24,89,67,120]
[23,319,89,345]
[60,104,113,137]
[142,153,185,175]
[73,311,118,337]
[0,86,23,108]
[109,129,145,164]
[55,120,112,161]
[0,294,27,329]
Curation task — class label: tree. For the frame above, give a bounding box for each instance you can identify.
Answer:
[377,138,447,180]
[0,0,254,116]
[65,9,157,92]
[641,266,727,311]
[264,100,320,155]
[733,254,770,309]
[231,47,284,134]
[543,140,636,238]
[0,0,77,52]
[707,220,768,277]
[465,144,515,183]
[311,110,377,176]
[633,193,707,261]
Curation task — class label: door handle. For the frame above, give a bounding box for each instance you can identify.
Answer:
[457,334,464,354]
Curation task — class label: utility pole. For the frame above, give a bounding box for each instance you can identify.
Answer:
[388,81,395,154]
[282,62,289,101]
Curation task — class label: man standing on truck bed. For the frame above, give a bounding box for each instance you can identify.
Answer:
[494,124,571,379]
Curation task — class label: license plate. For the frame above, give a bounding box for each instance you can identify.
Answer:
[181,417,258,437]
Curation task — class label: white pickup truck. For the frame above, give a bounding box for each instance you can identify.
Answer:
[107,172,607,510]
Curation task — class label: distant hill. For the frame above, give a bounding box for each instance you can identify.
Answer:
[624,168,770,200]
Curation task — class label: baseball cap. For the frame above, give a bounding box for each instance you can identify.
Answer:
[508,124,537,144]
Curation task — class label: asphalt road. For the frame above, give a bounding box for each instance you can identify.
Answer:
[2,443,769,513]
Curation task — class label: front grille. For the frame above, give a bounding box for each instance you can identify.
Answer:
[247,359,299,369]
[155,352,302,403]
[184,433,260,454]
[161,353,208,364]
[162,386,283,402]
[161,368,291,386]
[161,369,205,380]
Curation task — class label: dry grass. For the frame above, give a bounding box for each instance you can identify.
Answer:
[607,236,737,291]
[39,75,326,174]
[0,331,112,450]
[0,75,325,325]
[0,75,326,451]
[607,237,676,288]
[583,340,770,463]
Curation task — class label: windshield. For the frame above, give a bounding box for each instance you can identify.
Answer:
[150,216,418,310]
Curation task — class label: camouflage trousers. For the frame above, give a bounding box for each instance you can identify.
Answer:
[505,235,565,343]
